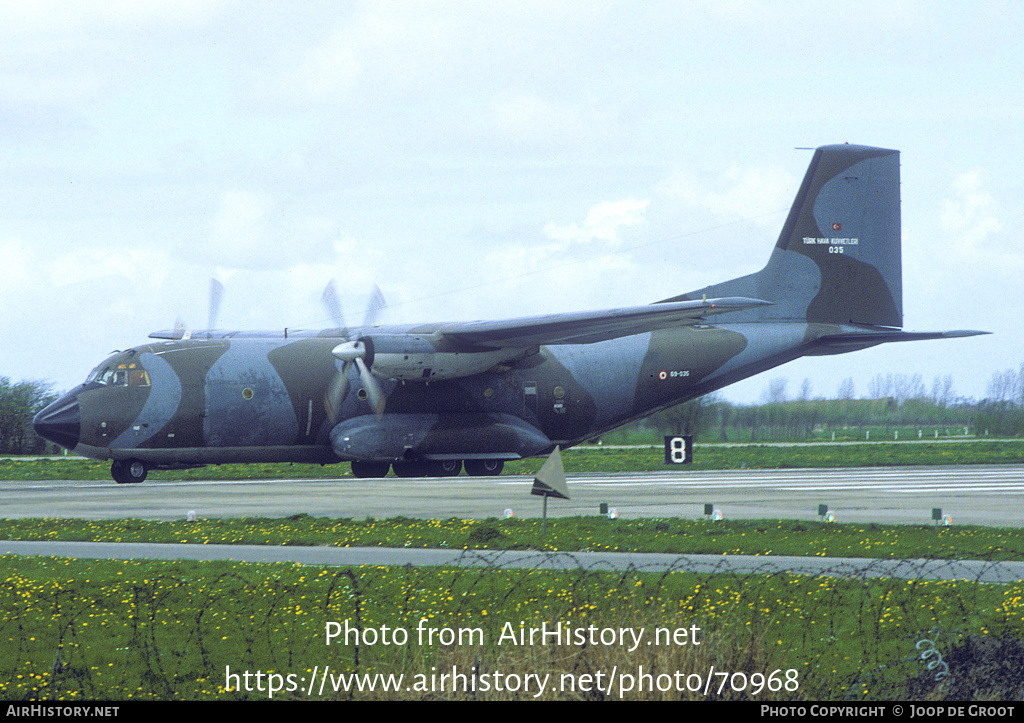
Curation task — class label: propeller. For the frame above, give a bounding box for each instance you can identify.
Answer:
[322,281,387,422]
[171,278,225,340]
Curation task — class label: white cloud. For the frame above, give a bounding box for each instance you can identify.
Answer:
[939,171,1002,252]
[658,164,794,226]
[544,199,650,247]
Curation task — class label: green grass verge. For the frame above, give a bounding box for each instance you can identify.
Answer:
[4,515,1024,561]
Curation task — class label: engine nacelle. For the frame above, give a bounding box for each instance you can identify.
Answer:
[363,335,527,382]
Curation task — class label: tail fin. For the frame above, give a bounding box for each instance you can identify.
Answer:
[667,144,903,327]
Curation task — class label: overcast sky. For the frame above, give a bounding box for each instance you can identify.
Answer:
[2,1,1021,404]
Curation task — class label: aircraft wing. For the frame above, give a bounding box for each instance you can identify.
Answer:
[148,296,770,345]
[435,297,771,348]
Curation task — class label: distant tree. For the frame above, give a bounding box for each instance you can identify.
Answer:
[869,372,925,403]
[763,378,788,404]
[931,374,955,408]
[987,368,1018,402]
[868,373,891,399]
[837,377,855,400]
[1019,362,1024,408]
[650,394,722,440]
[0,378,59,454]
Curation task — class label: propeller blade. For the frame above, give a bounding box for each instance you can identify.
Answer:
[324,362,351,424]
[321,279,347,337]
[354,356,385,417]
[362,283,386,328]
[207,278,225,332]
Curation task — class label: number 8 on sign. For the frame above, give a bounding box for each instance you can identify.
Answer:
[664,436,693,464]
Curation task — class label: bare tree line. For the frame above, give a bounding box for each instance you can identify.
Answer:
[648,364,1024,442]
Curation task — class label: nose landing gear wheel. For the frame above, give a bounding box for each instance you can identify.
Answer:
[111,459,148,484]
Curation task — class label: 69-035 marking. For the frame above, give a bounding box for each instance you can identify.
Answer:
[658,370,690,380]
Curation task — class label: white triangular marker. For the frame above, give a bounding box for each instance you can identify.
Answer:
[531,446,569,500]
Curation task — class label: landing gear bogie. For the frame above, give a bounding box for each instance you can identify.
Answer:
[392,459,461,477]
[350,458,502,478]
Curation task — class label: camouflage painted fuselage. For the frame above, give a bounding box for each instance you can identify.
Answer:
[45,318,908,468]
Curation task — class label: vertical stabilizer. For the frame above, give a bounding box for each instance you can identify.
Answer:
[667,144,903,327]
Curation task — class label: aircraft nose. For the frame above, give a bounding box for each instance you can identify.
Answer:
[33,390,81,451]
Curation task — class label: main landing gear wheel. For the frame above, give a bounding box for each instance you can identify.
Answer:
[430,459,462,477]
[350,460,391,478]
[111,459,148,484]
[464,459,504,476]
[348,462,387,479]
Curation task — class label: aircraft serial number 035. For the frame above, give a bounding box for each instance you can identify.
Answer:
[33,144,986,483]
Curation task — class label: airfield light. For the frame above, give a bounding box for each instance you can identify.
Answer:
[607,507,618,520]
[187,510,197,522]
[712,509,723,521]
[503,508,514,518]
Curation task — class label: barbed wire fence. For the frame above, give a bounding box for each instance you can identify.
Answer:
[3,554,1023,701]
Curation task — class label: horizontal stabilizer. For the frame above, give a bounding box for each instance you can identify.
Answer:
[815,328,990,348]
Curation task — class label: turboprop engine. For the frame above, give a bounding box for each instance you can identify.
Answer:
[342,335,528,382]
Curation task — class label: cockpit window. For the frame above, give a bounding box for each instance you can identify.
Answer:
[87,361,151,387]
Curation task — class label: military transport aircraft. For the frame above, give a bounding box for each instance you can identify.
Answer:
[34,144,987,483]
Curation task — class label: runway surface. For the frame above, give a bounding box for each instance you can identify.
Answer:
[2,465,1022,526]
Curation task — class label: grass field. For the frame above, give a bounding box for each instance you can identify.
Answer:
[3,552,1021,701]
